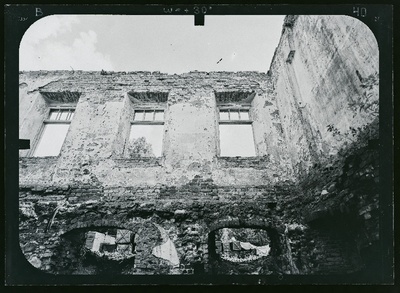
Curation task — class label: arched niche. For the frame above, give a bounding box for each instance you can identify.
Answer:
[53,226,137,274]
[206,218,284,275]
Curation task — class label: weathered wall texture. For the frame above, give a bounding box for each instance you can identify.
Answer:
[19,71,294,188]
[18,15,380,278]
[269,15,379,175]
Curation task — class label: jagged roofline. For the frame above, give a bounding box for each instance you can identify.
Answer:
[267,15,297,74]
[19,70,270,75]
[20,70,268,104]
[283,15,299,28]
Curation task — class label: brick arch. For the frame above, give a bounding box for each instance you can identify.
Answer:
[206,217,286,259]
[206,216,285,234]
[63,219,142,235]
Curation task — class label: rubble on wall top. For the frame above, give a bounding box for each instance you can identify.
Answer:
[19,70,266,77]
[19,70,272,94]
[283,15,298,28]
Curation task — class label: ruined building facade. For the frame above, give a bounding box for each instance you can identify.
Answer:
[18,16,380,277]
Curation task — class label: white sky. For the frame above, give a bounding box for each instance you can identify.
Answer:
[220,124,256,157]
[130,125,164,157]
[33,124,70,157]
[19,15,285,74]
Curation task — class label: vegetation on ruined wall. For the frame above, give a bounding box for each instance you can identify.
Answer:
[326,72,379,155]
[302,116,379,207]
[296,119,379,270]
[128,137,155,158]
[349,73,379,118]
[327,117,379,155]
[16,14,382,277]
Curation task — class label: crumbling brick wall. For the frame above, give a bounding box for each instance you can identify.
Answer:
[18,15,380,277]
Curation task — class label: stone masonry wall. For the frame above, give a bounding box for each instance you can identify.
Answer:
[19,70,295,187]
[18,15,380,278]
[276,116,379,275]
[269,15,379,175]
[19,177,298,274]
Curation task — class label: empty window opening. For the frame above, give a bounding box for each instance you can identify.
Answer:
[33,108,74,157]
[129,109,164,157]
[219,109,250,121]
[55,227,136,274]
[210,228,271,263]
[133,109,164,121]
[218,108,256,157]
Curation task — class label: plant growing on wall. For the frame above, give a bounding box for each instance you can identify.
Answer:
[326,119,378,156]
[349,72,379,118]
[326,124,361,143]
[128,137,155,157]
[326,72,379,154]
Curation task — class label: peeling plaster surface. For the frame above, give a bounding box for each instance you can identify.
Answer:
[19,69,296,187]
[269,15,378,174]
[152,223,180,267]
[18,15,382,277]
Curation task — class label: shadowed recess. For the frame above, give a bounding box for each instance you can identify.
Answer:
[41,91,81,103]
[128,91,169,103]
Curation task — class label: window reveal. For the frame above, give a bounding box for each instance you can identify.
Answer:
[129,109,164,157]
[218,108,256,157]
[33,108,74,157]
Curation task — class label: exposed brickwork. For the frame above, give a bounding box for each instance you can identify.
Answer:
[18,15,381,278]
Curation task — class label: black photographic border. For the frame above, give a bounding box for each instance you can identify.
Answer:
[4,3,394,287]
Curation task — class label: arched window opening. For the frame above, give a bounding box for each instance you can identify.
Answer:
[210,228,271,263]
[208,227,276,275]
[53,227,136,274]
